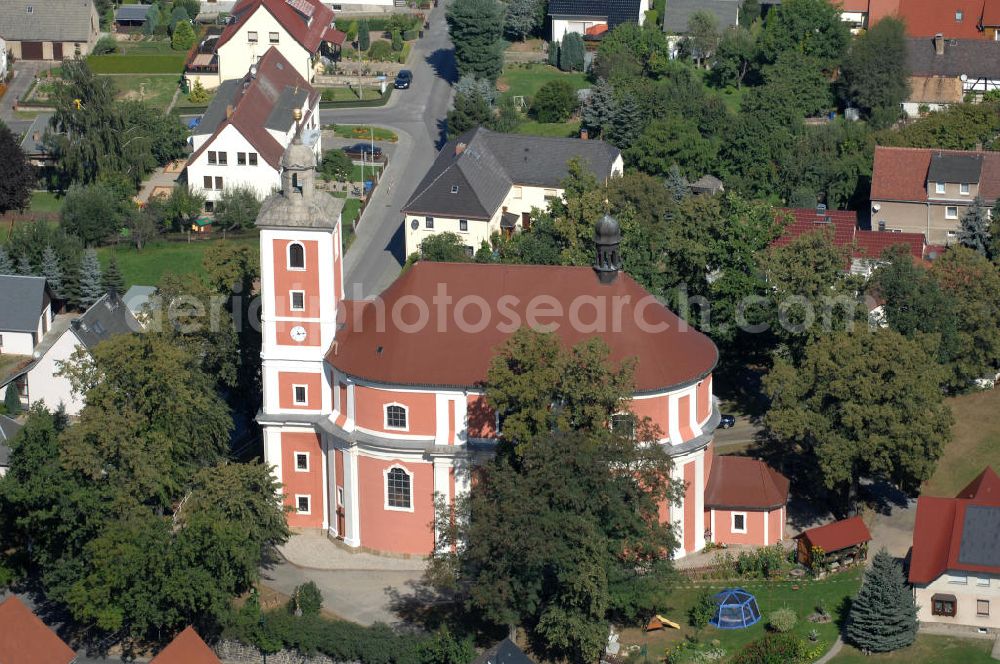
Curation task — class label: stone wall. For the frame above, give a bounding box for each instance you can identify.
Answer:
[215,639,358,664]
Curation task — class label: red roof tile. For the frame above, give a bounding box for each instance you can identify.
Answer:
[329,262,718,392]
[984,0,1000,25]
[188,47,317,170]
[910,467,1000,584]
[839,0,872,13]
[771,207,924,261]
[895,0,989,38]
[151,626,221,664]
[797,516,872,554]
[703,456,789,510]
[853,229,926,260]
[872,145,1000,203]
[0,596,76,664]
[216,0,335,52]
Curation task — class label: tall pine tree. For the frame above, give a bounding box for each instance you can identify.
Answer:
[40,246,65,299]
[16,254,35,275]
[3,384,21,415]
[845,548,917,653]
[103,255,125,296]
[447,0,505,82]
[0,246,14,274]
[78,248,104,308]
[958,196,991,256]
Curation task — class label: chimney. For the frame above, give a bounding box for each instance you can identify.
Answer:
[816,203,827,217]
[593,214,621,285]
[455,142,467,157]
[934,33,944,55]
[580,128,589,140]
[226,104,234,119]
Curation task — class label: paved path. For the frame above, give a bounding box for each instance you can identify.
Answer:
[319,1,456,298]
[278,530,426,572]
[1,61,49,137]
[815,636,844,663]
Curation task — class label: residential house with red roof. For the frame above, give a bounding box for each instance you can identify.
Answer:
[849,0,1000,39]
[871,146,1000,245]
[256,144,786,558]
[184,0,345,90]
[150,626,220,664]
[0,596,77,664]
[185,47,321,209]
[910,467,1000,628]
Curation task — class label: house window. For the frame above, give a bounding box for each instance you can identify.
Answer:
[946,206,959,219]
[203,176,212,189]
[459,219,468,232]
[464,245,474,258]
[295,452,309,471]
[978,600,990,616]
[385,404,407,429]
[977,577,991,587]
[205,201,214,212]
[293,385,308,405]
[932,597,956,616]
[296,494,310,514]
[269,31,280,43]
[248,31,258,43]
[425,216,434,229]
[935,182,945,193]
[512,186,523,199]
[290,290,305,311]
[543,189,558,201]
[208,151,217,165]
[249,152,258,166]
[611,413,635,439]
[288,242,305,269]
[961,183,970,195]
[214,176,223,190]
[956,10,964,21]
[218,151,228,165]
[450,185,459,194]
[386,467,412,510]
[237,152,246,165]
[732,512,747,533]
[949,573,968,584]
[337,486,344,507]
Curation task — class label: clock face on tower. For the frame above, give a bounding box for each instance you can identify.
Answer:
[290,325,307,343]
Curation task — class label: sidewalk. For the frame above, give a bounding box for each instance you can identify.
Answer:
[277,530,427,572]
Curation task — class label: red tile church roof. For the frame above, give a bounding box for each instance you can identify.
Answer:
[328,262,718,392]
[703,456,789,510]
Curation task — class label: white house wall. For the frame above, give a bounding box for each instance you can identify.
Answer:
[188,124,281,202]
[217,5,315,84]
[915,572,1000,629]
[25,329,85,415]
[0,331,35,356]
[551,17,606,42]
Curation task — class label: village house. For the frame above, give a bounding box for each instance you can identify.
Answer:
[185,47,321,208]
[184,0,345,90]
[0,0,99,60]
[548,0,650,41]
[402,127,623,258]
[256,139,785,558]
[870,146,1000,245]
[0,596,76,664]
[150,626,221,664]
[843,0,1000,39]
[0,292,140,416]
[662,0,739,57]
[903,34,1000,117]
[910,467,1000,630]
[0,275,53,357]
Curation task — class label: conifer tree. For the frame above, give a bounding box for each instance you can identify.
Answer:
[40,246,64,299]
[958,196,991,256]
[559,32,585,72]
[3,384,21,415]
[78,248,104,308]
[548,39,560,66]
[103,255,125,296]
[358,20,371,51]
[845,548,917,653]
[665,164,689,202]
[0,246,14,274]
[16,254,34,275]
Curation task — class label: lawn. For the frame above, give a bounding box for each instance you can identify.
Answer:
[618,568,863,662]
[498,64,589,102]
[320,87,383,102]
[103,74,179,107]
[513,119,581,138]
[329,125,398,142]
[350,163,383,183]
[831,634,996,663]
[96,235,258,289]
[924,389,1000,497]
[87,53,187,74]
[331,193,361,250]
[115,38,177,55]
[29,191,64,214]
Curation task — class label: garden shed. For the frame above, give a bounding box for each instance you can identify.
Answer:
[796,516,871,568]
[114,4,152,32]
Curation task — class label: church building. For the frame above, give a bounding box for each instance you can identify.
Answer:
[256,139,788,557]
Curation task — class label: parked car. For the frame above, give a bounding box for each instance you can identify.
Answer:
[342,143,384,161]
[394,70,413,89]
[719,414,736,429]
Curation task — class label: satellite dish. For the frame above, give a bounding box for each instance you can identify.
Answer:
[960,74,968,82]
[872,203,881,212]
[410,219,419,230]
[32,351,41,359]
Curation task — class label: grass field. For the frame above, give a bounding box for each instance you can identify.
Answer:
[115,38,177,55]
[29,191,64,213]
[320,87,383,102]
[498,64,589,102]
[924,389,1000,496]
[618,569,863,661]
[329,125,398,142]
[831,634,995,663]
[87,53,187,74]
[350,163,383,183]
[513,120,581,137]
[103,74,178,107]
[96,235,258,288]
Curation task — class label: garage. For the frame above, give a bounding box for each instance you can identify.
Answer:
[20,41,44,60]
[52,43,63,60]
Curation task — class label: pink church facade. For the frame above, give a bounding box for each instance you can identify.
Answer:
[256,142,787,558]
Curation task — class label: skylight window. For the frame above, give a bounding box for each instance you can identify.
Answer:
[451,185,459,194]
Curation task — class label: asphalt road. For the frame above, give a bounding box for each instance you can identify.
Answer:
[319,3,457,299]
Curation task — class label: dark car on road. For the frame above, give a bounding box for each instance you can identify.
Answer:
[394,70,413,89]
[342,143,384,161]
[719,414,736,429]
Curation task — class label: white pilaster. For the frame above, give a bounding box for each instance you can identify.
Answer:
[342,445,361,547]
[764,509,769,546]
[320,434,329,531]
[263,426,283,483]
[694,451,705,551]
[671,460,685,559]
[432,458,452,549]
[327,436,338,538]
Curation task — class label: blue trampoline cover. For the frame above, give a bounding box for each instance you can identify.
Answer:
[709,588,762,629]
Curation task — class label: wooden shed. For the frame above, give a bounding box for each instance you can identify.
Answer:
[796,516,872,568]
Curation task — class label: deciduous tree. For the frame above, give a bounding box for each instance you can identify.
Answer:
[839,17,909,119]
[683,10,720,67]
[711,26,756,89]
[214,186,262,230]
[417,232,472,262]
[531,79,578,122]
[61,183,129,245]
[758,0,850,65]
[0,123,35,214]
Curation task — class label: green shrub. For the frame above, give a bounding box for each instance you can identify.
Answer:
[172,19,196,50]
[92,35,119,55]
[402,29,418,40]
[531,79,578,122]
[559,32,585,71]
[367,40,393,61]
[289,581,323,617]
[688,590,716,634]
[548,40,560,66]
[767,607,797,633]
[391,29,403,51]
[320,149,353,181]
[731,633,806,664]
[187,79,210,103]
[4,385,21,416]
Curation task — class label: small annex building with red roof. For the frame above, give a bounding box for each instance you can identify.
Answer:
[704,456,789,547]
[150,626,221,664]
[0,595,77,664]
[185,47,320,208]
[184,0,344,90]
[795,516,872,569]
[910,467,1000,628]
[871,146,1000,245]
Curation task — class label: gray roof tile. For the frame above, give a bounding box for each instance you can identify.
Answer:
[70,293,140,350]
[548,0,642,25]
[928,152,983,184]
[0,0,97,42]
[957,505,1000,568]
[663,0,740,34]
[908,37,1000,80]
[0,275,47,333]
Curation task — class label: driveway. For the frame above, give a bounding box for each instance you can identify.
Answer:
[1,61,50,137]
[319,2,457,298]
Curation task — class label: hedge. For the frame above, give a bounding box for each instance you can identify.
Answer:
[86,54,187,74]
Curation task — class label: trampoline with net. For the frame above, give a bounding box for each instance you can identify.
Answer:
[709,588,762,629]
